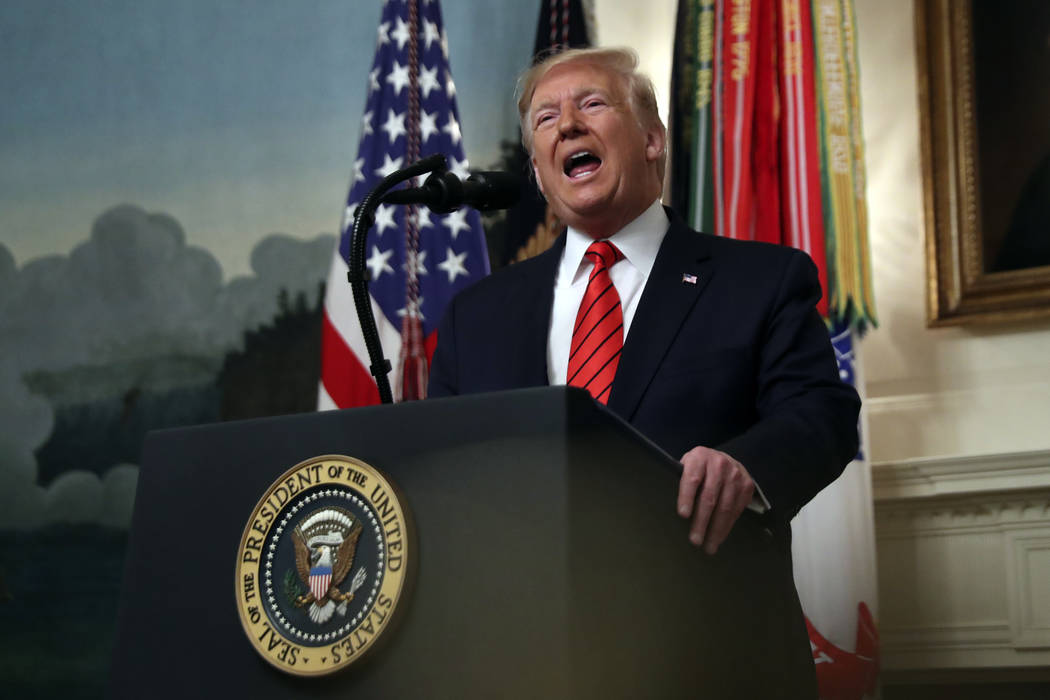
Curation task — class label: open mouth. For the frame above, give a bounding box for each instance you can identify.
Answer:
[563,151,602,179]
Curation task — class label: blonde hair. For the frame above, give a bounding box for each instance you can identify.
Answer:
[516,47,665,176]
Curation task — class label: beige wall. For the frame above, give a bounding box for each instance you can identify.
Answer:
[855,1,1050,674]
[591,3,677,129]
[856,0,1050,463]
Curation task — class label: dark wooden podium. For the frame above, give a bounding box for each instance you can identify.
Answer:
[110,387,810,698]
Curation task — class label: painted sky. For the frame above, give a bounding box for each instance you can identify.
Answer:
[0,0,535,278]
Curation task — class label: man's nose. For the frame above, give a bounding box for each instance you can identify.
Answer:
[557,106,585,137]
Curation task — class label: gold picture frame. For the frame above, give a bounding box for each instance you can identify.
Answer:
[916,0,1050,326]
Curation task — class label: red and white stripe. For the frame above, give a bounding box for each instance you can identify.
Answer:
[309,572,332,601]
[318,253,402,409]
[777,0,829,317]
[719,0,761,241]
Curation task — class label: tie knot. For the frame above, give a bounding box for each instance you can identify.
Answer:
[585,240,623,270]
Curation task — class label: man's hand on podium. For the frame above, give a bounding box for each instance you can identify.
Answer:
[677,446,756,555]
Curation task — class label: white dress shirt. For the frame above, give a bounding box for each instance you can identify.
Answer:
[547,199,669,385]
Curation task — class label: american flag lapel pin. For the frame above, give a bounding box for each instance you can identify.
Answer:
[682,273,698,285]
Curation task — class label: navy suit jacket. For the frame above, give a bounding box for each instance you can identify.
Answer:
[427,210,859,694]
[429,211,860,522]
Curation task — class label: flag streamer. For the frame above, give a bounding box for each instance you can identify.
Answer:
[671,0,876,332]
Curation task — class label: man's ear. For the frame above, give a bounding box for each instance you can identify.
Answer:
[645,125,665,164]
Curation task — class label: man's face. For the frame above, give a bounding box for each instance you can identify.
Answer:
[527,60,664,239]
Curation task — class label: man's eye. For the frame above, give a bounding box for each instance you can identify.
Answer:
[583,99,605,109]
[535,113,554,127]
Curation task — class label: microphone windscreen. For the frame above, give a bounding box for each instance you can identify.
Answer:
[466,171,523,211]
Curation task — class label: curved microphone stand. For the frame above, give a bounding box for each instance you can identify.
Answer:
[347,153,447,405]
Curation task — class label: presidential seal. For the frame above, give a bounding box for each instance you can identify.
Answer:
[235,455,413,676]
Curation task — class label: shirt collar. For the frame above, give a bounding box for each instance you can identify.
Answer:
[559,199,670,285]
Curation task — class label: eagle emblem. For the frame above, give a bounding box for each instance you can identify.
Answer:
[292,506,367,624]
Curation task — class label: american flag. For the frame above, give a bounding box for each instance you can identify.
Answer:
[319,0,489,408]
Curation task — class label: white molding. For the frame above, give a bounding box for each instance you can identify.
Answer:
[882,647,1050,672]
[875,497,1050,538]
[881,621,1012,648]
[872,450,1050,672]
[872,449,1050,501]
[1008,531,1050,650]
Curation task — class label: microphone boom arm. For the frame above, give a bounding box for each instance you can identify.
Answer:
[347,153,447,405]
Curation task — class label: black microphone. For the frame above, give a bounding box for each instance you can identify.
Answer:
[381,169,522,213]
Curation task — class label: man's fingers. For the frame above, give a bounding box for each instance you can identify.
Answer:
[677,457,706,518]
[702,484,750,554]
[688,466,724,548]
[678,447,756,554]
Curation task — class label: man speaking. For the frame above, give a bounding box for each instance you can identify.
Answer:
[429,47,860,696]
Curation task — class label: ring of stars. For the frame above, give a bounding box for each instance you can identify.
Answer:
[262,487,386,645]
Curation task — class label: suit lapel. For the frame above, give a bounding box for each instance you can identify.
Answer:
[513,233,565,387]
[608,216,715,421]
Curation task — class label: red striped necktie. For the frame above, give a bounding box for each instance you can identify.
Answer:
[567,241,624,404]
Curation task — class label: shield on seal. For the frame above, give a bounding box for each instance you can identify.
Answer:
[295,509,355,608]
[309,563,333,601]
